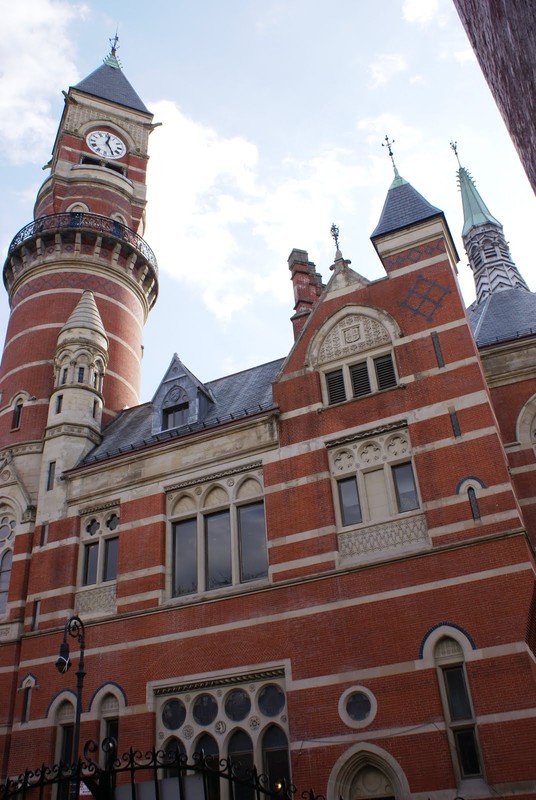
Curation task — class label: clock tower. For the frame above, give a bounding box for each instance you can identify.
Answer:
[0,43,158,483]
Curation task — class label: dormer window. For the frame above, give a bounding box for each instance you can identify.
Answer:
[163,402,189,430]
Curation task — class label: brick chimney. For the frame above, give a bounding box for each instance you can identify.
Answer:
[288,248,323,340]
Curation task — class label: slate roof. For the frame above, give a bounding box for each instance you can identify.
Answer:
[82,358,285,464]
[371,176,443,239]
[467,288,536,347]
[74,61,151,115]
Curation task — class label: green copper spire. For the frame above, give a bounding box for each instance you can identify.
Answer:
[450,142,500,236]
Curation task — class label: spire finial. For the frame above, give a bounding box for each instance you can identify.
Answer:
[450,140,461,167]
[382,135,400,178]
[330,223,340,250]
[109,30,119,57]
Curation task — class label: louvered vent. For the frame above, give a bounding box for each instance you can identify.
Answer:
[350,362,371,397]
[326,369,346,404]
[374,354,396,390]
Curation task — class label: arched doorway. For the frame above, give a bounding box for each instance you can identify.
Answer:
[327,743,410,800]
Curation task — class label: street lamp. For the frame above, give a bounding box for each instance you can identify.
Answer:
[56,615,86,800]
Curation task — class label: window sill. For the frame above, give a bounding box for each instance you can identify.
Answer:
[168,576,270,606]
[338,512,430,565]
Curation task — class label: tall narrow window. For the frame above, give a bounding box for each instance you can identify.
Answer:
[103,537,119,581]
[435,637,482,781]
[61,368,68,385]
[77,367,85,383]
[11,401,23,430]
[46,462,56,491]
[173,518,198,596]
[229,730,254,800]
[31,599,41,631]
[262,726,291,792]
[237,502,268,582]
[196,734,220,800]
[22,685,32,723]
[392,462,419,512]
[205,511,232,589]
[374,353,397,390]
[56,395,63,414]
[83,542,99,585]
[337,477,362,526]
[0,550,13,614]
[468,487,481,521]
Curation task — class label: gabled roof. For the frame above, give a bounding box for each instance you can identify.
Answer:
[82,358,284,465]
[371,174,443,239]
[74,53,150,115]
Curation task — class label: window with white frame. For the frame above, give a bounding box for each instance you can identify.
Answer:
[155,672,290,794]
[80,510,119,587]
[170,475,268,597]
[310,310,400,407]
[329,427,420,528]
[434,636,483,781]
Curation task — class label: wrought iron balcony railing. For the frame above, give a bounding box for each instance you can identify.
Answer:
[7,212,158,272]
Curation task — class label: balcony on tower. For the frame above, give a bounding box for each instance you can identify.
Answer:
[3,211,158,312]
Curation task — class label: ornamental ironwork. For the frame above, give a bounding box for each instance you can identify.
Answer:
[7,212,158,273]
[0,738,326,800]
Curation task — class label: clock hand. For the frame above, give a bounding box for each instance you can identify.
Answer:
[105,133,114,155]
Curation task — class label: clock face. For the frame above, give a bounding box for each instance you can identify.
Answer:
[86,130,126,160]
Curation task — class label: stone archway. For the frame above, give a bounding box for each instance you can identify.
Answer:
[327,743,410,800]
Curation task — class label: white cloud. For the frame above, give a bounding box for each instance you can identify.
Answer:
[146,100,371,320]
[402,0,440,25]
[369,53,408,88]
[0,1,88,164]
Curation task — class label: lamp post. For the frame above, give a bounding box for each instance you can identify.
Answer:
[56,614,86,800]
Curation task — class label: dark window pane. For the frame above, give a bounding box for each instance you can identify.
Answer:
[262,726,290,792]
[60,723,74,763]
[350,362,371,397]
[62,368,68,385]
[225,689,251,721]
[196,734,219,800]
[162,699,186,730]
[454,728,481,777]
[47,461,56,491]
[205,511,231,589]
[346,692,371,721]
[163,403,189,430]
[468,487,481,520]
[338,478,362,526]
[103,537,118,581]
[193,693,218,725]
[238,502,268,582]
[229,730,254,800]
[12,402,23,429]
[0,550,13,614]
[173,519,198,595]
[104,718,119,769]
[258,684,285,717]
[443,666,472,720]
[374,354,397,390]
[83,542,98,585]
[392,462,419,512]
[77,367,85,383]
[326,369,346,404]
[163,737,186,778]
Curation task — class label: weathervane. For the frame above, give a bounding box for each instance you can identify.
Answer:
[330,223,340,250]
[450,140,461,166]
[382,135,400,178]
[109,30,119,56]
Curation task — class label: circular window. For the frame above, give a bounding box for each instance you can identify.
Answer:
[162,699,186,730]
[338,686,376,729]
[193,693,218,725]
[346,691,371,721]
[224,688,251,721]
[257,684,285,717]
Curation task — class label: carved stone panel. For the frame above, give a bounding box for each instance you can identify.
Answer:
[75,584,116,616]
[338,514,429,561]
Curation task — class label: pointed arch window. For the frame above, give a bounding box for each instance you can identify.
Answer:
[11,400,23,430]
[262,726,291,792]
[0,516,16,616]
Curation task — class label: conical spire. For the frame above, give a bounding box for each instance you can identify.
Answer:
[74,39,150,114]
[452,144,529,303]
[60,291,107,339]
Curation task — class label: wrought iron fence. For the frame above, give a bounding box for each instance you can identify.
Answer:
[0,740,323,800]
[7,213,158,273]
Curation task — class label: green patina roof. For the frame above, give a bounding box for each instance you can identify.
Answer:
[458,166,500,236]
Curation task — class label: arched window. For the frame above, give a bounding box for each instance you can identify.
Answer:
[11,400,23,430]
[467,487,481,521]
[228,730,254,800]
[262,726,290,792]
[162,737,186,779]
[197,734,219,800]
[56,700,75,800]
[100,693,119,768]
[434,637,483,781]
[0,550,13,615]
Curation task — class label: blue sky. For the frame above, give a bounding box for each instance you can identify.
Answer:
[0,0,534,402]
